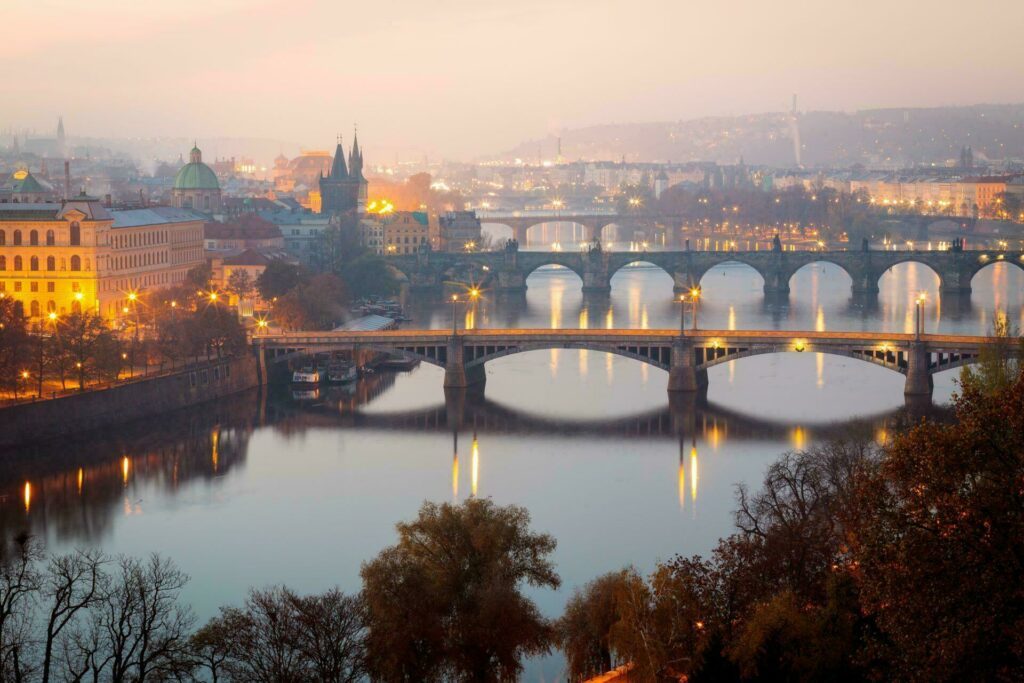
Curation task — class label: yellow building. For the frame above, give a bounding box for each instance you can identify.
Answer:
[383,211,431,255]
[0,195,205,321]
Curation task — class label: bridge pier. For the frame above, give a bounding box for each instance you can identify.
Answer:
[904,342,933,397]
[495,269,527,292]
[667,338,709,393]
[444,336,487,390]
[581,270,611,293]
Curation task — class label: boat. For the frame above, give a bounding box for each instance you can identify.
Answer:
[292,366,321,384]
[378,355,420,371]
[327,360,358,384]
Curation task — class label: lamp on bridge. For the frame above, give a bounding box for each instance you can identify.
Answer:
[914,291,927,339]
[676,286,701,332]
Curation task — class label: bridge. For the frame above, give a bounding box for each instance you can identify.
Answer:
[254,328,1003,398]
[476,211,663,244]
[387,247,1024,295]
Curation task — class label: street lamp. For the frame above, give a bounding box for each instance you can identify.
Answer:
[689,286,701,330]
[914,291,927,339]
[450,294,460,335]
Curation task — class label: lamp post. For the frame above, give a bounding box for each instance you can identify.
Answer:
[914,291,926,339]
[689,286,701,330]
[450,294,459,335]
[676,293,688,333]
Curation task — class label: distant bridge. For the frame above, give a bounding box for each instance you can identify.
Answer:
[387,247,1024,295]
[255,328,1005,398]
[476,211,663,244]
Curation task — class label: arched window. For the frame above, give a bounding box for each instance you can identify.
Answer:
[13,230,22,246]
[29,230,38,246]
[29,301,39,317]
[46,230,55,246]
[14,256,23,271]
[70,222,81,246]
[30,256,39,271]
[0,256,5,271]
[70,255,81,271]
[71,300,82,314]
[0,230,5,245]
[46,300,56,313]
[46,256,55,271]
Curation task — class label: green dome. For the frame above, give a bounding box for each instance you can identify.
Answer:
[173,146,220,191]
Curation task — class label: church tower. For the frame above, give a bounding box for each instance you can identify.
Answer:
[318,130,368,215]
[56,116,66,158]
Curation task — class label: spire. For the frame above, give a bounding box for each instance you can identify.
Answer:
[329,135,348,179]
[189,144,202,164]
[349,126,364,179]
[57,116,65,141]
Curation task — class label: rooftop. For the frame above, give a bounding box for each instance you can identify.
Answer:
[111,206,207,228]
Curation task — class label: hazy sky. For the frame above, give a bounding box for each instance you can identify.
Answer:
[3,0,1023,160]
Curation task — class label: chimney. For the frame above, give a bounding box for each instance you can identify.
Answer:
[104,194,112,208]
[139,188,145,207]
[64,160,71,200]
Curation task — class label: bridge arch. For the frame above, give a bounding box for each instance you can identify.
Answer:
[695,259,768,289]
[785,259,855,291]
[480,222,514,244]
[522,258,587,282]
[876,257,945,292]
[464,342,672,371]
[695,344,908,375]
[608,255,676,283]
[524,220,594,248]
[967,255,1024,284]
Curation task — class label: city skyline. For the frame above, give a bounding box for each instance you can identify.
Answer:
[4,0,1024,160]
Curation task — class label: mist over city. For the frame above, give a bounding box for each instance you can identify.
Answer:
[2,2,1024,682]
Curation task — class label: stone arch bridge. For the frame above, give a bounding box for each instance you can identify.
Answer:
[387,248,1024,295]
[477,212,665,244]
[255,328,1004,399]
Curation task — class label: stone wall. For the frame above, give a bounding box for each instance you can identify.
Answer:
[0,355,260,449]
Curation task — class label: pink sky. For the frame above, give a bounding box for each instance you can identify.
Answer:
[3,0,1023,159]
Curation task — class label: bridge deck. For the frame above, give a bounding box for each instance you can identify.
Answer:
[258,329,996,346]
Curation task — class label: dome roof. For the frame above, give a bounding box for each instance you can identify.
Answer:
[173,146,220,191]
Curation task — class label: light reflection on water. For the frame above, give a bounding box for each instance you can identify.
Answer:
[2,261,1023,681]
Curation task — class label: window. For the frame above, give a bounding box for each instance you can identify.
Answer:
[0,256,5,271]
[71,300,81,314]
[14,256,22,271]
[30,282,38,293]
[14,282,22,292]
[70,255,81,271]
[46,256,55,271]
[13,230,22,246]
[46,230,55,246]
[29,301,39,317]
[47,282,54,292]
[0,230,5,245]
[46,300,55,313]
[30,256,39,271]
[0,281,4,291]
[71,282,79,292]
[70,222,80,246]
[29,230,38,246]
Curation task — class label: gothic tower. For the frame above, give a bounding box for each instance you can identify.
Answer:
[319,131,367,215]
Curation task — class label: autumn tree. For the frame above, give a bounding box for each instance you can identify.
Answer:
[361,498,560,682]
[558,571,627,678]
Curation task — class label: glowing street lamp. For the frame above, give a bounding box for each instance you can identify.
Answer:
[450,294,460,334]
[915,291,927,339]
[689,287,701,330]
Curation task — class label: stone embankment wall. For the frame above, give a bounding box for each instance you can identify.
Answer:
[0,355,260,449]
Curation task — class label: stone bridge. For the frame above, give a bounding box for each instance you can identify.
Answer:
[255,328,1005,399]
[476,212,665,244]
[387,247,1024,295]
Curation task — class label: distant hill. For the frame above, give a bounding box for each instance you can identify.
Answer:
[493,104,1024,168]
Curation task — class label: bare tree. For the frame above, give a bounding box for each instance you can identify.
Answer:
[39,549,107,683]
[0,533,43,682]
[286,588,366,683]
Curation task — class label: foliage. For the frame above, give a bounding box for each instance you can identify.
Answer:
[256,260,304,301]
[959,315,1023,395]
[849,373,1024,681]
[226,269,255,301]
[339,254,398,299]
[360,498,560,682]
[0,297,29,395]
[186,262,214,291]
[272,274,347,331]
[557,571,627,678]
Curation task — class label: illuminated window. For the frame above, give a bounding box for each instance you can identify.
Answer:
[70,255,81,271]
[47,282,54,293]
[30,257,39,271]
[29,230,38,246]
[46,256,55,271]
[14,256,22,271]
[13,230,22,246]
[30,301,39,317]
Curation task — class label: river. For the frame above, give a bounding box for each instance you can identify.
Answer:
[2,258,1023,681]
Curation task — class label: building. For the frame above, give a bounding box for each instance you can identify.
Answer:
[211,247,297,309]
[383,211,431,254]
[360,217,384,255]
[438,211,482,252]
[258,208,331,265]
[2,167,59,203]
[319,133,367,215]
[204,214,284,252]
[0,195,205,321]
[172,145,221,213]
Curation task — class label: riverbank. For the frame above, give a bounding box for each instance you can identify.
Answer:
[0,354,260,449]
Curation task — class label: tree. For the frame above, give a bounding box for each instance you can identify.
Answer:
[850,372,1024,681]
[187,262,214,292]
[227,269,255,302]
[340,254,397,299]
[192,586,365,683]
[558,571,628,679]
[60,312,116,390]
[256,260,303,301]
[361,498,560,681]
[39,549,107,683]
[271,274,347,331]
[0,533,43,682]
[0,297,29,397]
[959,315,1023,395]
